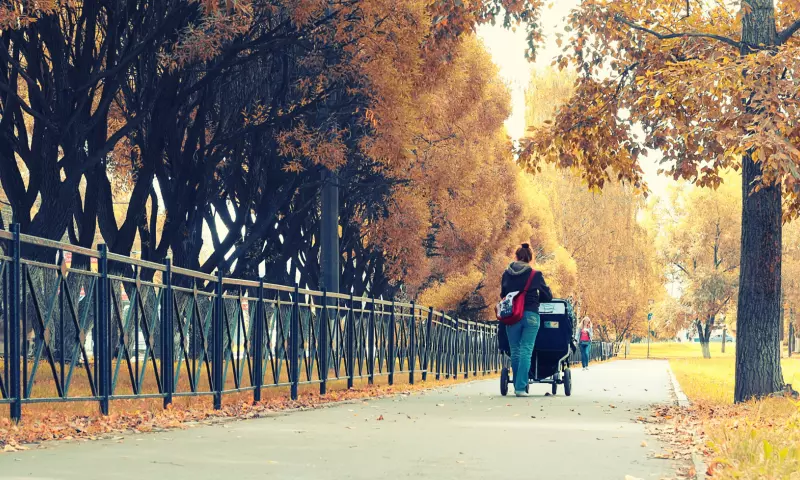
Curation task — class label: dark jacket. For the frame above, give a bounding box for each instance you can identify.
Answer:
[500,261,552,313]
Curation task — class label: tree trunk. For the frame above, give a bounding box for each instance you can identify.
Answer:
[697,319,713,359]
[734,0,784,403]
[701,341,711,360]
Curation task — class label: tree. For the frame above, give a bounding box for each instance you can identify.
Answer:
[525,67,661,346]
[782,219,800,346]
[651,296,692,341]
[521,0,800,402]
[0,0,550,305]
[662,171,741,358]
[374,38,576,318]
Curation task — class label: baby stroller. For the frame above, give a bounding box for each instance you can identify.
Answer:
[497,299,576,396]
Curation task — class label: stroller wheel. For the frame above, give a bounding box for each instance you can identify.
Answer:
[552,381,558,396]
[500,368,509,396]
[564,368,572,397]
[525,384,529,394]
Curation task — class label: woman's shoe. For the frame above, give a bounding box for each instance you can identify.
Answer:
[515,391,527,397]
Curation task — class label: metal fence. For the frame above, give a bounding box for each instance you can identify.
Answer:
[0,225,501,422]
[568,341,616,365]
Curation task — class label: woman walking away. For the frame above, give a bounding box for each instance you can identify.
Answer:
[501,243,552,397]
[577,317,593,370]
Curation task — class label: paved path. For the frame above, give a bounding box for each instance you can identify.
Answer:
[0,360,678,480]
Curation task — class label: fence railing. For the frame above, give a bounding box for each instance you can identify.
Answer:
[0,226,501,421]
[568,341,616,365]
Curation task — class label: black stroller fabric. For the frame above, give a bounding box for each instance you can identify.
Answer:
[497,322,510,355]
[496,300,576,380]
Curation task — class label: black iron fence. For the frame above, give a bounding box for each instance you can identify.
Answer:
[568,341,615,365]
[0,226,503,421]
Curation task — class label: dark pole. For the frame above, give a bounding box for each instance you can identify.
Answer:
[722,325,727,354]
[213,269,224,410]
[253,278,265,403]
[98,244,110,415]
[320,170,339,393]
[163,258,174,409]
[9,224,21,422]
[321,170,340,296]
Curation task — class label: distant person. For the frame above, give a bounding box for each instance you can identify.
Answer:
[576,317,593,370]
[500,243,552,397]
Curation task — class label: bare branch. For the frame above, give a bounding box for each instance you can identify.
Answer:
[613,14,742,50]
[778,18,800,45]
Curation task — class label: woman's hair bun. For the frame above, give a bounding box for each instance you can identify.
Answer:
[521,243,530,249]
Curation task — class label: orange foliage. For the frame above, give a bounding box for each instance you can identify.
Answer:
[368,37,577,318]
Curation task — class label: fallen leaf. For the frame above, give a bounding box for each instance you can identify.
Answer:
[641,441,648,447]
[377,415,384,421]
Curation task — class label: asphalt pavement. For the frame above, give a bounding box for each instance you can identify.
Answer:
[0,360,678,480]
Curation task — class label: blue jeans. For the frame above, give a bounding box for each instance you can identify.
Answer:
[580,342,591,368]
[507,311,540,393]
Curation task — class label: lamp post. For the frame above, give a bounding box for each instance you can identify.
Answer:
[647,299,654,359]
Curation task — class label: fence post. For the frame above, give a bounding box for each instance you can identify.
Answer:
[409,302,416,385]
[368,299,375,385]
[290,285,300,400]
[9,224,22,422]
[213,269,224,410]
[478,324,485,375]
[388,301,395,386]
[253,279,265,403]
[346,293,355,389]
[465,321,471,379]
[97,244,111,415]
[422,308,433,382]
[162,258,174,409]
[435,315,443,381]
[452,318,459,379]
[319,289,328,395]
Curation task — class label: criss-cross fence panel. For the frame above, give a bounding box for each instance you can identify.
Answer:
[107,254,167,402]
[171,266,216,399]
[15,234,101,408]
[1,225,574,422]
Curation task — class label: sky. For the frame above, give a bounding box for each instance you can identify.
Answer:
[476,2,671,200]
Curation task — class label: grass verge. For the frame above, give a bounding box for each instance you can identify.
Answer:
[670,357,800,479]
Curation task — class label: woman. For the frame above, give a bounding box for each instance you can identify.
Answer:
[576,317,593,370]
[501,243,552,397]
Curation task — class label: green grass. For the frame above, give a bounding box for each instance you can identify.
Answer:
[625,341,735,360]
[667,353,800,479]
[670,357,800,404]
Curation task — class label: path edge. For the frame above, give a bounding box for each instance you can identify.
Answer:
[666,363,706,480]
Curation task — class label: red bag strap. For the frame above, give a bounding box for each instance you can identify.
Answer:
[521,269,537,293]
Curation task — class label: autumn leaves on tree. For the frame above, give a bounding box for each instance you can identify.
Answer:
[0,3,552,318]
[521,0,800,401]
[4,0,800,404]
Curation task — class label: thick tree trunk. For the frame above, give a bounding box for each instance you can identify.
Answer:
[735,152,784,401]
[735,0,784,402]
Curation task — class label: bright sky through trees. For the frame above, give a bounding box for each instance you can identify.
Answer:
[478,1,671,200]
